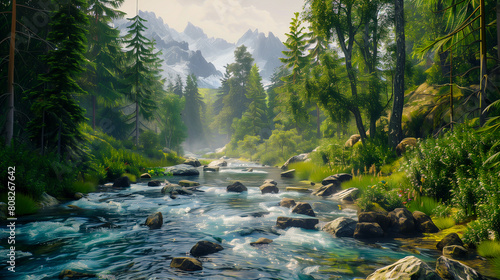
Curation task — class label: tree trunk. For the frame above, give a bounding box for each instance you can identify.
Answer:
[6,0,16,146]
[389,0,405,148]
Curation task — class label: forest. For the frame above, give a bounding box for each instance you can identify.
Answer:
[1,0,500,276]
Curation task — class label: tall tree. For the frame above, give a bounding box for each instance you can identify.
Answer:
[27,0,89,156]
[183,74,205,149]
[159,93,186,152]
[243,64,268,137]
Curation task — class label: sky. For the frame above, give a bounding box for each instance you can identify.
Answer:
[120,0,306,43]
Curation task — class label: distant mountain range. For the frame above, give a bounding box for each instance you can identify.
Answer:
[114,11,286,88]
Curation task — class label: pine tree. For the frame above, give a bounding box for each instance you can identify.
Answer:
[27,0,89,157]
[183,74,205,149]
[243,64,268,137]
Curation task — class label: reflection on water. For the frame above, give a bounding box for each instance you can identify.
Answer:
[1,163,440,280]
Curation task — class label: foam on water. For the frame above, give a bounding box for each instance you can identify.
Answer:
[21,219,83,244]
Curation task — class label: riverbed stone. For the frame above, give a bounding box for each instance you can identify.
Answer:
[312,183,340,197]
[436,256,485,280]
[281,153,310,170]
[203,166,219,172]
[145,212,163,229]
[190,241,223,257]
[413,211,439,233]
[280,169,295,178]
[165,164,200,176]
[322,173,353,185]
[59,269,96,279]
[353,222,384,239]
[243,168,253,172]
[388,208,416,235]
[260,183,279,194]
[321,176,341,186]
[184,157,201,167]
[323,217,357,238]
[112,176,131,188]
[358,211,391,231]
[74,192,85,199]
[140,173,152,179]
[366,256,442,280]
[208,159,227,167]
[264,179,278,186]
[285,187,312,193]
[161,181,181,194]
[178,180,200,187]
[170,257,202,271]
[227,181,247,193]
[276,216,319,230]
[437,233,464,251]
[148,180,162,187]
[279,198,296,208]
[443,245,468,260]
[39,192,60,208]
[250,237,273,247]
[292,202,316,217]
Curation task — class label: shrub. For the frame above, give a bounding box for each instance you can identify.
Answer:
[406,196,440,216]
[432,217,456,230]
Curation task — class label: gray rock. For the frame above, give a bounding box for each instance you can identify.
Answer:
[323,217,357,238]
[330,187,359,202]
[413,211,439,233]
[358,211,391,231]
[260,183,279,194]
[280,169,296,178]
[437,233,464,251]
[436,256,485,280]
[59,270,96,279]
[276,217,319,230]
[250,237,273,247]
[147,180,162,186]
[145,212,163,229]
[264,179,278,185]
[279,198,296,208]
[344,134,361,148]
[170,257,202,271]
[161,182,182,194]
[184,157,201,167]
[190,241,223,257]
[388,208,416,234]
[112,176,131,188]
[312,183,339,197]
[140,173,152,179]
[227,181,247,193]
[203,166,220,172]
[292,202,316,217]
[322,173,353,185]
[281,153,310,170]
[366,256,442,280]
[165,164,200,176]
[208,159,227,167]
[178,180,200,187]
[353,222,384,239]
[443,245,468,260]
[321,176,340,186]
[38,192,60,208]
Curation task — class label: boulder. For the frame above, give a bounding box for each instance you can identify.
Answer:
[227,181,247,193]
[184,157,201,167]
[203,166,219,172]
[388,208,416,234]
[250,237,273,247]
[323,217,357,238]
[190,241,223,257]
[436,256,486,280]
[260,183,279,194]
[112,176,131,188]
[264,179,278,185]
[443,245,468,260]
[147,180,162,187]
[176,188,194,195]
[366,256,442,280]
[358,211,391,231]
[396,137,418,155]
[281,153,310,170]
[413,211,439,233]
[74,192,85,199]
[279,198,296,208]
[145,212,163,229]
[321,176,341,186]
[161,182,182,194]
[285,187,312,193]
[323,173,353,185]
[38,192,60,208]
[331,187,359,202]
[59,270,96,279]
[276,217,319,230]
[178,180,200,187]
[165,164,200,176]
[292,202,316,217]
[243,168,253,172]
[345,134,361,148]
[281,169,296,178]
[437,233,464,251]
[170,257,202,271]
[140,173,152,179]
[208,159,227,167]
[353,222,384,239]
[312,183,340,197]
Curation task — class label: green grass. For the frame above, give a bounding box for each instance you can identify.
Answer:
[0,193,39,216]
[407,196,440,216]
[122,173,137,183]
[288,162,344,182]
[70,181,97,194]
[478,241,500,258]
[432,217,456,230]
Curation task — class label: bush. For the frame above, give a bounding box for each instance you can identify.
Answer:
[432,217,456,230]
[356,180,403,212]
[349,137,396,173]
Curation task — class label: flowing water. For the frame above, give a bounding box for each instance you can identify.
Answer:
[1,160,443,279]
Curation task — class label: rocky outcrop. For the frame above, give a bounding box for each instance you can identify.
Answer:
[413,211,439,233]
[358,211,391,231]
[178,180,200,187]
[353,222,384,239]
[148,180,162,186]
[437,233,464,251]
[184,157,201,167]
[366,256,442,280]
[436,256,485,280]
[443,245,468,260]
[396,137,418,155]
[312,183,340,197]
[388,208,416,235]
[170,257,202,271]
[345,134,361,148]
[190,241,223,257]
[291,202,315,217]
[250,237,273,247]
[276,217,319,230]
[145,212,163,229]
[165,164,200,176]
[59,270,96,279]
[281,153,310,170]
[112,176,131,188]
[208,159,227,167]
[140,173,152,179]
[279,198,296,208]
[227,181,247,193]
[280,169,295,178]
[38,192,60,208]
[331,188,359,202]
[260,183,279,194]
[323,217,357,238]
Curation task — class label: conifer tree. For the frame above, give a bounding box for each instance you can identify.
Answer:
[183,74,205,149]
[243,64,268,137]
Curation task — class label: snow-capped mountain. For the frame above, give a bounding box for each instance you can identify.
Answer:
[115,11,286,88]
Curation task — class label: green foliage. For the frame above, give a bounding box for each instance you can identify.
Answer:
[356,180,404,212]
[70,181,96,194]
[406,196,439,217]
[349,137,396,172]
[183,74,206,149]
[289,161,339,183]
[432,217,456,230]
[477,241,500,258]
[0,193,38,216]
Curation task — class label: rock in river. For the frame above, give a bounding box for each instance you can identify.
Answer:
[250,238,273,247]
[227,181,247,193]
[279,198,296,208]
[170,257,202,271]
[145,212,163,229]
[112,176,131,188]
[323,217,357,238]
[190,241,223,257]
[276,217,318,230]
[366,256,441,280]
[165,164,200,176]
[437,232,464,251]
[291,202,316,217]
[184,157,201,167]
[436,256,486,280]
[260,183,279,194]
